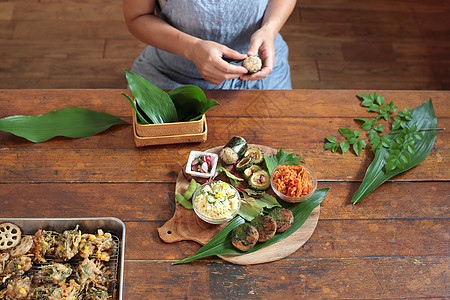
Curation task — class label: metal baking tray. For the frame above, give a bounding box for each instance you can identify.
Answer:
[0,217,125,300]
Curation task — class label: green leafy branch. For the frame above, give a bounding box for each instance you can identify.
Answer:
[324,92,431,172]
[323,93,440,204]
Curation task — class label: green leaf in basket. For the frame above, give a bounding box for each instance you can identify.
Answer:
[0,108,129,143]
[351,99,437,204]
[124,70,178,124]
[172,188,328,264]
[168,85,220,122]
[121,92,149,124]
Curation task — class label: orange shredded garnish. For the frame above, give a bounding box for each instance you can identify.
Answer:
[272,165,314,198]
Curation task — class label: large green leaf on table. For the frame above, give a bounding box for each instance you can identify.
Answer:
[0,108,129,143]
[168,85,220,121]
[124,70,178,124]
[172,188,328,264]
[352,99,437,204]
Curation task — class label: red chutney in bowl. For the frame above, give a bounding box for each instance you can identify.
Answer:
[271,162,317,202]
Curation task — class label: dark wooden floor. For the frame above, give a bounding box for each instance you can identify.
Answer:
[0,0,449,90]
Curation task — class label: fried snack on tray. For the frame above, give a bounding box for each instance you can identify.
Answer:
[30,279,80,300]
[3,256,32,278]
[0,223,21,250]
[34,262,73,285]
[0,276,32,299]
[79,229,115,262]
[10,236,33,258]
[0,222,116,300]
[30,229,56,263]
[54,225,82,261]
[0,253,9,274]
[76,257,115,299]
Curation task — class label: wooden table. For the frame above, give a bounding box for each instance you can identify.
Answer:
[0,89,448,299]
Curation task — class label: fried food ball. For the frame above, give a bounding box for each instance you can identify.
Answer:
[242,56,262,73]
[251,215,277,242]
[3,276,32,299]
[269,207,294,233]
[230,223,259,252]
[10,235,33,258]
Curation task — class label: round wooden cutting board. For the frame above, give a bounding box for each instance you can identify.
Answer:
[157,144,320,265]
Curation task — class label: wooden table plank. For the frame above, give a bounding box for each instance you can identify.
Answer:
[1,89,449,118]
[0,147,447,182]
[0,182,448,220]
[122,218,449,260]
[122,257,448,299]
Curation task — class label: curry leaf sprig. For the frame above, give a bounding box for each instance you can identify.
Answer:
[324,92,425,171]
[323,93,438,204]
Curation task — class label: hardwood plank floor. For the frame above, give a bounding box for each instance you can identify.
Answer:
[0,0,449,90]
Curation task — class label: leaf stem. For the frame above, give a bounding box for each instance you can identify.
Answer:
[390,127,444,134]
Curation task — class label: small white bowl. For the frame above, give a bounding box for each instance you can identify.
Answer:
[185,151,218,179]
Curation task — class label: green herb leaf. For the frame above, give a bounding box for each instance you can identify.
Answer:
[173,188,329,264]
[338,128,354,139]
[265,147,305,175]
[124,70,178,124]
[340,141,350,154]
[239,195,264,221]
[253,193,281,209]
[325,136,337,143]
[354,118,372,131]
[367,104,380,112]
[0,108,129,143]
[353,139,366,156]
[331,143,339,153]
[324,142,334,150]
[376,94,385,106]
[215,163,244,181]
[351,99,437,204]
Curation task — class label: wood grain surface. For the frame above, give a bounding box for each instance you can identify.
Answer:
[0,89,448,299]
[1,0,450,90]
[158,145,320,265]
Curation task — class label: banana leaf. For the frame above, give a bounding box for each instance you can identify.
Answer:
[352,99,437,204]
[124,70,178,124]
[168,85,220,121]
[173,188,329,265]
[0,108,129,143]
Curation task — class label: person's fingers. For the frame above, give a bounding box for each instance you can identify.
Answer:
[221,47,247,61]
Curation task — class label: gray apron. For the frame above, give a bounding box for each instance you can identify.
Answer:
[131,0,291,89]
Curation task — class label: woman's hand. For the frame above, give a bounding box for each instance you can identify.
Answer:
[186,40,248,86]
[240,27,276,81]
[241,0,296,81]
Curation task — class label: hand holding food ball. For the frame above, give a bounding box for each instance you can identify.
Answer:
[186,40,248,86]
[124,0,295,89]
[240,26,276,81]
